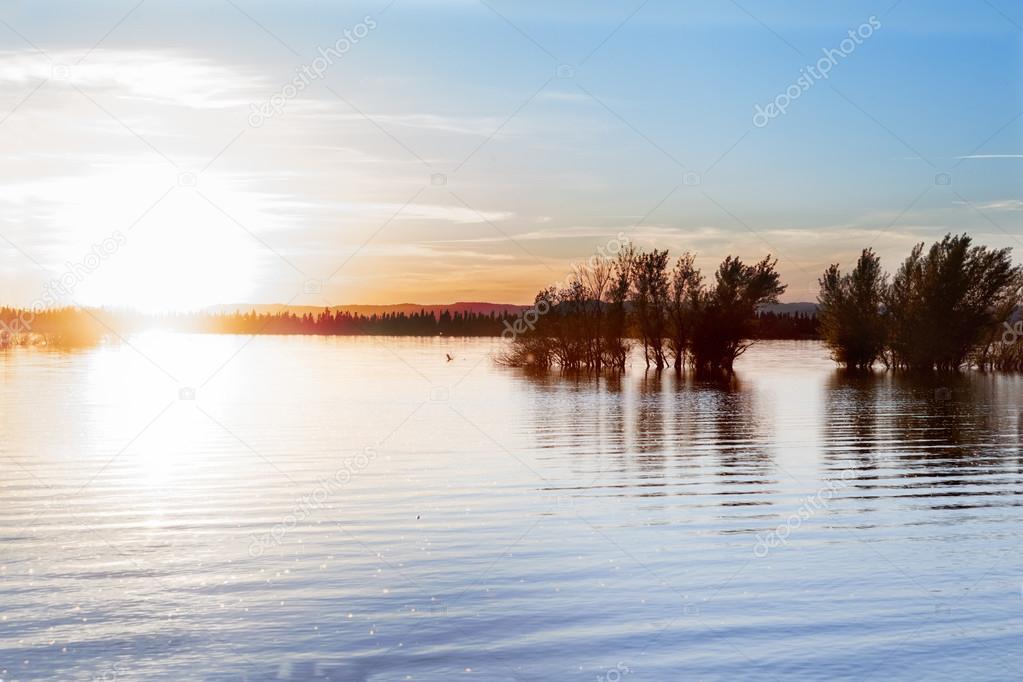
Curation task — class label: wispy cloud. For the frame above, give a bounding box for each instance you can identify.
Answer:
[953,199,1023,211]
[0,49,262,109]
[362,243,517,261]
[263,199,514,225]
[291,102,507,136]
[954,154,1023,159]
[428,225,627,244]
[383,201,512,224]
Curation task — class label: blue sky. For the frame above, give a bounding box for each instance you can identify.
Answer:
[0,0,1020,308]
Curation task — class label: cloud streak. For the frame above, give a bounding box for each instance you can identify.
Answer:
[0,50,262,109]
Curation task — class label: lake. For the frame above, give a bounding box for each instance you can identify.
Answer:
[1,335,1022,681]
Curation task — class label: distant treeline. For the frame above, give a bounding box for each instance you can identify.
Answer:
[0,305,818,349]
[0,308,523,343]
[169,308,522,336]
[197,308,817,338]
[755,311,818,340]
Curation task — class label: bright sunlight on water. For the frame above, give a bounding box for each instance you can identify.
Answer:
[2,336,1023,680]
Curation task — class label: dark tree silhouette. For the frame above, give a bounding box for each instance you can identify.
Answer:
[666,252,701,372]
[688,256,786,372]
[885,234,1022,370]
[815,234,1023,371]
[632,249,670,369]
[500,250,786,373]
[817,248,887,369]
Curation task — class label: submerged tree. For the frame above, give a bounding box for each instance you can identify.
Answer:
[499,248,785,373]
[632,249,670,369]
[817,248,888,369]
[497,243,636,372]
[666,252,702,371]
[689,255,786,372]
[885,234,1023,370]
[604,246,635,370]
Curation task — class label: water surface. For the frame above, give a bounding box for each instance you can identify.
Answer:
[2,336,1022,680]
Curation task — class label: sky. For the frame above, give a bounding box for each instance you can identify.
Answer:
[0,0,1020,310]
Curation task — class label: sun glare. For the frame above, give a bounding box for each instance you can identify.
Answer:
[72,174,264,312]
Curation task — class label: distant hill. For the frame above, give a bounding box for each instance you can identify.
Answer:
[205,302,531,317]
